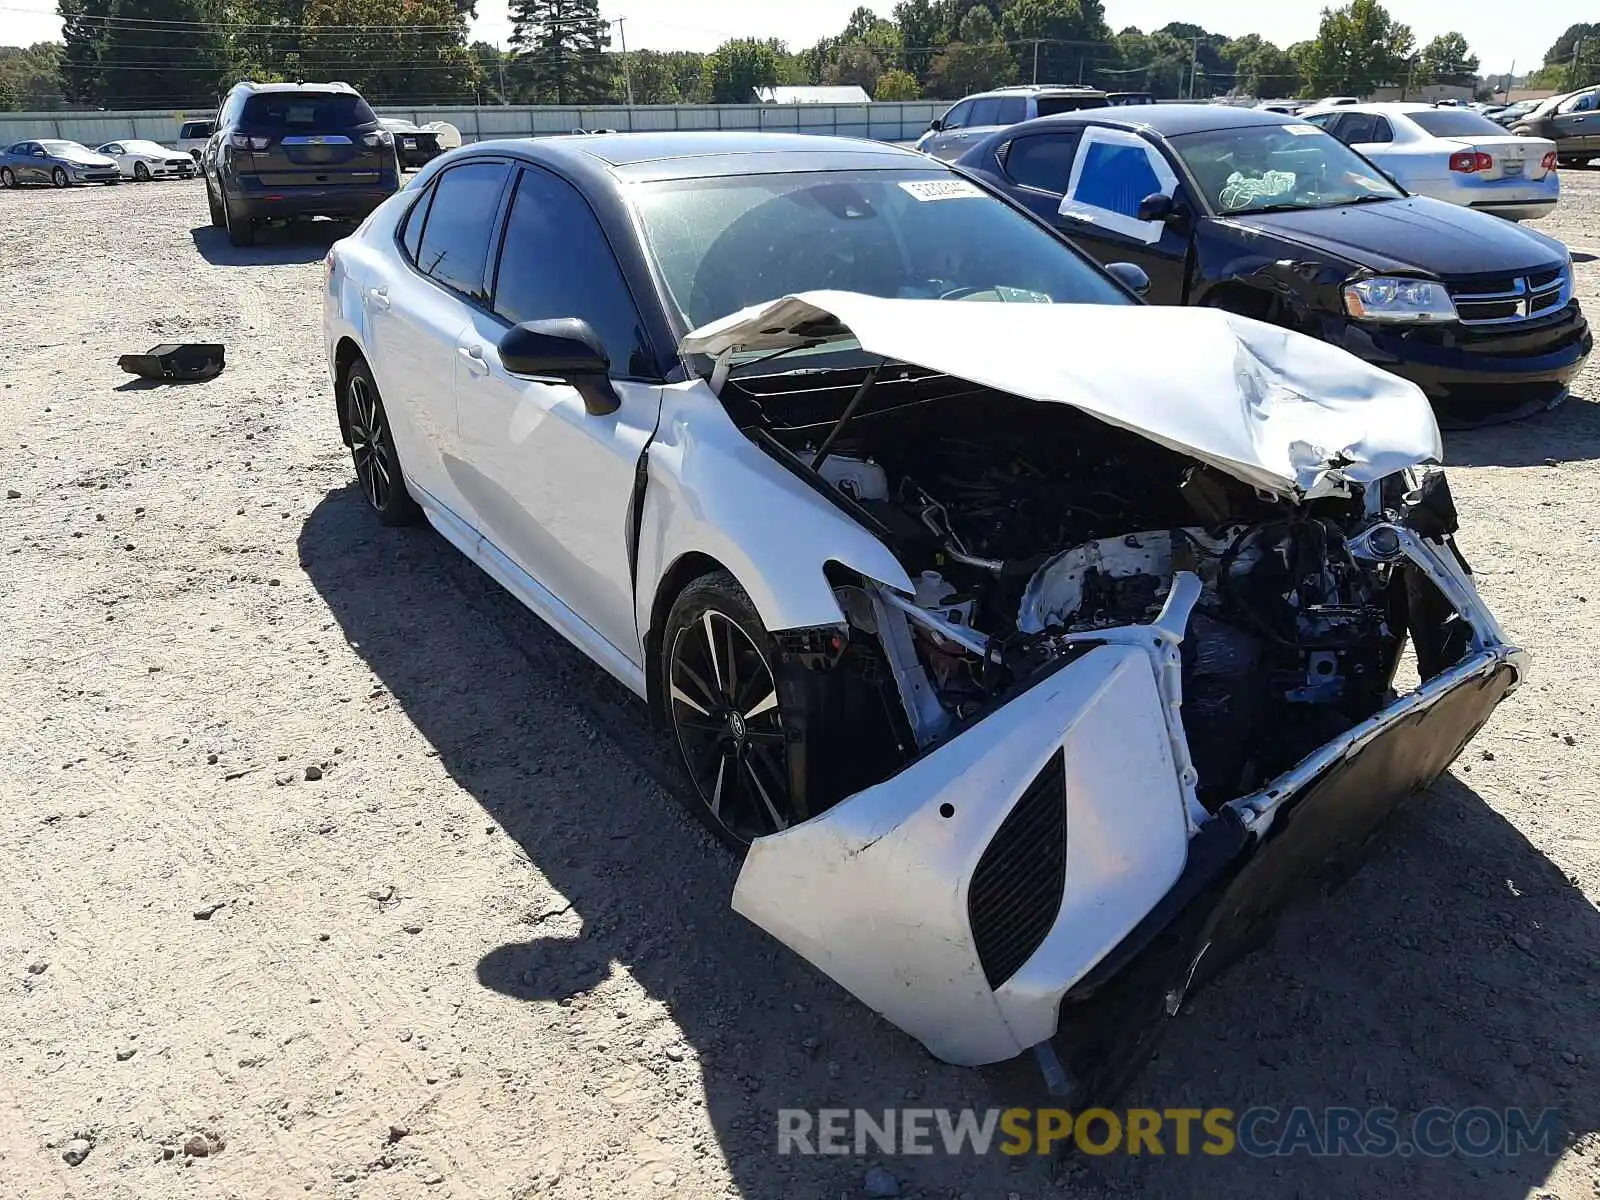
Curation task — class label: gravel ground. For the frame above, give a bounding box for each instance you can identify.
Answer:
[1,171,1598,1200]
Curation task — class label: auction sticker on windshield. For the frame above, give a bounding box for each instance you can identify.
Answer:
[900,179,985,201]
[1284,124,1322,135]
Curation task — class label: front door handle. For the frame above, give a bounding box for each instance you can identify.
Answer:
[458,344,490,376]
[367,286,390,311]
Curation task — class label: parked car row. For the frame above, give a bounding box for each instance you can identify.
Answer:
[319,127,1530,1095]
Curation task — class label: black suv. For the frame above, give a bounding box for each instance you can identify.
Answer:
[202,80,400,246]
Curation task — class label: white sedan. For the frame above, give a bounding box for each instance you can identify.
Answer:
[95,139,197,181]
[1305,103,1558,221]
[321,133,1524,1093]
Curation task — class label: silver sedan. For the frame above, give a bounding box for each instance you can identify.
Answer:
[1305,103,1559,221]
[0,139,121,188]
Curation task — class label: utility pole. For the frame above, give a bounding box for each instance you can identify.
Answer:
[615,16,633,105]
[496,41,507,105]
[1187,35,1200,100]
[1571,38,1585,91]
[1503,60,1513,103]
[1031,38,1039,85]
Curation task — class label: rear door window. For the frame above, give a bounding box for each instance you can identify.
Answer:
[994,96,1027,125]
[1003,132,1081,193]
[240,92,379,130]
[412,161,510,301]
[1035,95,1109,117]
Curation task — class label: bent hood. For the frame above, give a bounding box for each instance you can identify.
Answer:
[1231,196,1564,277]
[682,290,1442,498]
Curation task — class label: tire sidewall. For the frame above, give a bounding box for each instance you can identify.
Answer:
[52,167,68,187]
[342,358,419,526]
[134,162,150,181]
[660,572,785,856]
[0,167,12,188]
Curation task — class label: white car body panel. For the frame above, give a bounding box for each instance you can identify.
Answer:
[683,291,1443,499]
[1304,103,1559,221]
[733,641,1189,1066]
[97,141,195,179]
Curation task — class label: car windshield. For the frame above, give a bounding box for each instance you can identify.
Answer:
[240,92,378,129]
[1170,124,1404,215]
[1409,109,1510,138]
[41,140,97,160]
[123,140,170,155]
[631,168,1130,332]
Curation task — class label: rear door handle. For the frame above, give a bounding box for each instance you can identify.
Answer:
[367,286,390,310]
[458,344,490,376]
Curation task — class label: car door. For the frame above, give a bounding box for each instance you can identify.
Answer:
[923,100,975,161]
[1330,112,1400,181]
[101,143,125,175]
[369,159,512,527]
[19,142,45,183]
[1553,91,1600,153]
[1041,126,1193,304]
[454,162,661,664]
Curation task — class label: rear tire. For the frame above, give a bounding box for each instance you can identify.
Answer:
[341,357,421,527]
[223,196,255,246]
[0,166,13,189]
[51,166,68,188]
[206,182,225,227]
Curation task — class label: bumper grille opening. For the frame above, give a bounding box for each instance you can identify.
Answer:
[968,748,1067,989]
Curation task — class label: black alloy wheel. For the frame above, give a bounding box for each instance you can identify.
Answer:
[343,359,419,526]
[665,574,794,850]
[134,161,150,181]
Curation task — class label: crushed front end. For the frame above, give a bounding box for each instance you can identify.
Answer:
[691,294,1524,1084]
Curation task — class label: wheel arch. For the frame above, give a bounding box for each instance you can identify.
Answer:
[643,550,733,726]
[332,337,365,446]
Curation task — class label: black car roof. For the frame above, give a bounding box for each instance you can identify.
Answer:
[1014,103,1301,138]
[465,132,930,180]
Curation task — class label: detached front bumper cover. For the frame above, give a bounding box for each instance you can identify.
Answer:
[731,520,1524,1084]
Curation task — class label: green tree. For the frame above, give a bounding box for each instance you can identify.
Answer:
[470,40,508,103]
[0,43,67,109]
[56,0,108,104]
[1219,34,1299,98]
[957,4,994,43]
[508,0,611,104]
[799,36,841,84]
[625,49,685,104]
[96,0,232,107]
[875,66,920,98]
[826,41,883,92]
[1108,27,1190,98]
[1416,32,1478,87]
[663,50,706,101]
[1001,0,1111,87]
[1295,0,1413,98]
[298,0,475,104]
[0,74,17,111]
[926,38,1016,97]
[892,0,945,81]
[704,37,782,102]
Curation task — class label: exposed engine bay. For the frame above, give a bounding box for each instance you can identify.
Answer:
[727,368,1462,815]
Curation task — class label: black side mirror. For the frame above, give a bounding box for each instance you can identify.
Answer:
[1136,192,1176,222]
[927,117,944,132]
[1105,262,1151,297]
[498,317,619,416]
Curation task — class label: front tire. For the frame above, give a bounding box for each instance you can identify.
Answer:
[663,573,797,852]
[341,357,420,526]
[51,167,68,188]
[133,161,150,181]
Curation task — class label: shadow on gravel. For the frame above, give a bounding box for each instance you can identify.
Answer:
[299,482,1599,1200]
[189,221,349,265]
[1446,393,1600,468]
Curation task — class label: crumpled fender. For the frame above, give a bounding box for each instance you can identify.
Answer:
[634,379,914,639]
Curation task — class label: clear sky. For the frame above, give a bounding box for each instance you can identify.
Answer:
[0,0,1585,76]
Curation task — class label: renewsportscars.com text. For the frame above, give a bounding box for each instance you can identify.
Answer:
[777,1106,1564,1158]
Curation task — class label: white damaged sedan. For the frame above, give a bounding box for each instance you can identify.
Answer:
[322,134,1524,1098]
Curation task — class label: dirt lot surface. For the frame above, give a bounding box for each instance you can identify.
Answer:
[2,170,1599,1200]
